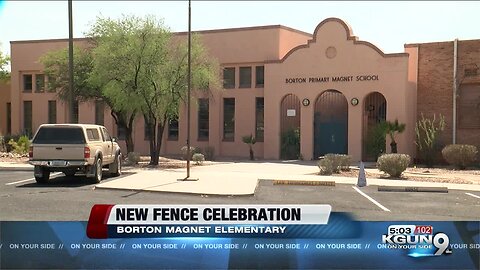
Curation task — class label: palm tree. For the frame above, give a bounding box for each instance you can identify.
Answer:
[385,119,406,153]
[242,134,256,160]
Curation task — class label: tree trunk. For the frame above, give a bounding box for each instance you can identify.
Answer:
[111,110,136,154]
[390,142,398,153]
[150,122,165,166]
[249,145,254,160]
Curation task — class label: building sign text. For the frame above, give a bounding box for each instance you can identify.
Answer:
[285,75,379,84]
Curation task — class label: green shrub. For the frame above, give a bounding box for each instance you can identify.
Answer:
[441,144,478,169]
[415,113,445,167]
[365,122,387,161]
[0,134,6,152]
[127,152,141,165]
[377,153,411,177]
[318,154,351,174]
[192,153,205,165]
[8,135,30,155]
[318,158,334,175]
[280,128,300,160]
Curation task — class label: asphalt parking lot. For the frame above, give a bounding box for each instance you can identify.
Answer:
[0,171,479,221]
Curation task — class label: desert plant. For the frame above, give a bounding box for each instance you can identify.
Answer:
[126,152,141,165]
[242,134,256,160]
[318,158,334,175]
[8,135,30,155]
[280,128,300,160]
[0,133,6,152]
[415,113,445,167]
[377,153,411,178]
[318,154,351,174]
[441,144,478,169]
[365,122,387,161]
[192,153,205,165]
[385,119,406,153]
[181,146,200,160]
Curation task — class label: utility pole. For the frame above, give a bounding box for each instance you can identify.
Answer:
[68,0,75,123]
[181,0,197,181]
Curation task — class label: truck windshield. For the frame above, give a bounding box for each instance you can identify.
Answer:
[33,127,86,144]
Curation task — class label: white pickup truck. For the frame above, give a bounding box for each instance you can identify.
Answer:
[28,124,122,183]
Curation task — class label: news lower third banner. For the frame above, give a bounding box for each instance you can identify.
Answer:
[0,204,478,269]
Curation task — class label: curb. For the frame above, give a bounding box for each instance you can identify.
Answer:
[0,166,33,172]
[377,186,448,193]
[93,185,255,197]
[267,179,335,186]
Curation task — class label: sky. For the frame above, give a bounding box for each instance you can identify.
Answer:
[0,1,479,66]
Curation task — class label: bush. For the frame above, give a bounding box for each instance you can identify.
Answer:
[126,152,141,165]
[8,135,30,155]
[377,153,411,178]
[0,134,6,152]
[318,158,334,175]
[415,113,445,167]
[280,128,300,160]
[441,144,478,169]
[192,153,205,165]
[181,146,200,160]
[318,154,351,175]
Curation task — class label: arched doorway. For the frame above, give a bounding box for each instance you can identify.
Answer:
[280,94,301,159]
[314,90,348,158]
[362,92,387,161]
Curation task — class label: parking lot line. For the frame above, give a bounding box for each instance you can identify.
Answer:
[5,173,62,186]
[465,192,480,199]
[352,186,391,212]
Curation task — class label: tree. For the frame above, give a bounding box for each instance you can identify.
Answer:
[143,33,220,165]
[87,14,219,165]
[0,45,10,82]
[385,119,406,153]
[242,134,256,160]
[40,45,137,153]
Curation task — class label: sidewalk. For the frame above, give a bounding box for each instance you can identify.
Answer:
[2,161,480,195]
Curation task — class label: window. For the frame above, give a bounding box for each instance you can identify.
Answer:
[102,128,112,141]
[48,100,56,124]
[198,98,209,141]
[255,66,264,87]
[144,121,153,141]
[223,67,235,89]
[255,97,264,142]
[23,101,32,136]
[6,102,11,134]
[86,128,101,141]
[72,100,79,124]
[117,125,126,140]
[239,67,252,88]
[33,127,85,144]
[223,98,235,141]
[35,74,45,92]
[95,100,105,125]
[168,118,179,141]
[23,74,32,92]
[458,84,480,128]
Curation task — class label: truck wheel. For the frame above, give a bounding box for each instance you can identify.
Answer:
[110,154,122,177]
[92,157,103,183]
[34,166,50,184]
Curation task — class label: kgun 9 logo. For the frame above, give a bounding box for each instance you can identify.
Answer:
[382,232,453,256]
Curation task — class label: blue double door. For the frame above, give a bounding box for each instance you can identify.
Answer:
[313,90,348,159]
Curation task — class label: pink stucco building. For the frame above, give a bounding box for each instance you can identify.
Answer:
[3,18,480,161]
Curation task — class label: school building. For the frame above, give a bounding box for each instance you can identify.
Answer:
[2,18,479,161]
